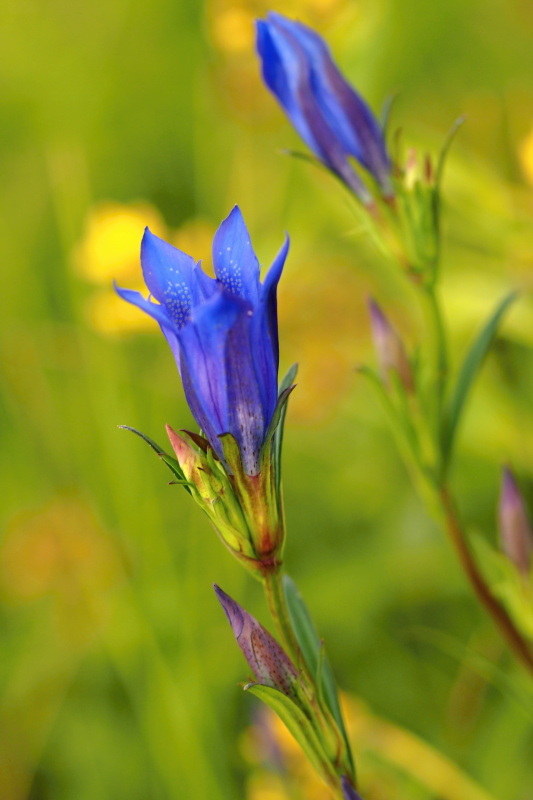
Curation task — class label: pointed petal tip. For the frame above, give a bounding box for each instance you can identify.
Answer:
[214,585,245,637]
[501,465,521,509]
[341,776,363,800]
[367,297,389,332]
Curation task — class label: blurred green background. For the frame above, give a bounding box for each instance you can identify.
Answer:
[2,0,533,798]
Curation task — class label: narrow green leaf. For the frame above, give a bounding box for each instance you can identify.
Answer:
[442,291,518,468]
[282,575,354,774]
[435,115,466,189]
[119,425,190,490]
[381,91,399,137]
[273,363,298,496]
[244,683,338,789]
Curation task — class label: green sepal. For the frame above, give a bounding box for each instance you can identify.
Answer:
[218,432,245,480]
[272,364,298,497]
[282,575,355,775]
[119,425,191,492]
[219,432,283,562]
[244,683,339,790]
[179,429,212,455]
[442,291,518,471]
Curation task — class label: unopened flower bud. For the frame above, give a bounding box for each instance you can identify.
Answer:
[214,584,299,698]
[341,776,363,800]
[499,467,533,576]
[368,298,413,393]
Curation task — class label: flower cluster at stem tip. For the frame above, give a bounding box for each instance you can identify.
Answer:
[116,206,291,576]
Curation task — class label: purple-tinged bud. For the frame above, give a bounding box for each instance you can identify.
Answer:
[214,585,299,697]
[368,298,413,393]
[499,467,533,576]
[341,776,363,800]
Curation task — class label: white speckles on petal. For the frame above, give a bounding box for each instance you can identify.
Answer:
[162,279,192,328]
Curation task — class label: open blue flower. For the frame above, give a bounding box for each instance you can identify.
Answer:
[256,12,392,203]
[116,206,288,476]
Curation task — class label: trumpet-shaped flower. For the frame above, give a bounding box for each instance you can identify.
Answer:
[116,206,288,477]
[256,12,392,203]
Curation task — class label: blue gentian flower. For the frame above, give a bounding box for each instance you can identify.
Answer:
[116,206,288,477]
[256,12,392,203]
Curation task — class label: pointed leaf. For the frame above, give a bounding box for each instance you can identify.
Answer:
[435,115,466,189]
[119,425,190,490]
[442,291,518,468]
[282,575,354,773]
[244,683,338,789]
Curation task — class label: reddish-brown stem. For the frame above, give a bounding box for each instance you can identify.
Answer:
[440,486,533,676]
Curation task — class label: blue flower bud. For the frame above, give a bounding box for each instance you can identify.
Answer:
[256,12,392,203]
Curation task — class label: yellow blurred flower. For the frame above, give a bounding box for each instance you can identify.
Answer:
[519,123,533,187]
[86,288,156,336]
[243,694,499,800]
[74,201,168,285]
[0,497,124,645]
[208,0,350,56]
[0,498,121,604]
[74,201,216,336]
[211,6,255,54]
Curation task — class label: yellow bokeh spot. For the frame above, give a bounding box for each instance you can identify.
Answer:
[211,7,255,54]
[0,498,120,604]
[74,201,167,284]
[86,287,157,336]
[76,205,218,336]
[519,124,533,187]
[208,0,349,55]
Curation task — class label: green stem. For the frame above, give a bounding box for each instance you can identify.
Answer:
[419,286,448,478]
[262,567,355,793]
[262,567,302,665]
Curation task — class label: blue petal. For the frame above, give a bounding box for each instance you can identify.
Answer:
[212,206,260,304]
[256,19,371,202]
[114,283,184,371]
[249,234,290,424]
[176,290,241,459]
[141,228,199,329]
[224,311,267,475]
[261,232,289,365]
[268,13,391,190]
[114,284,173,329]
